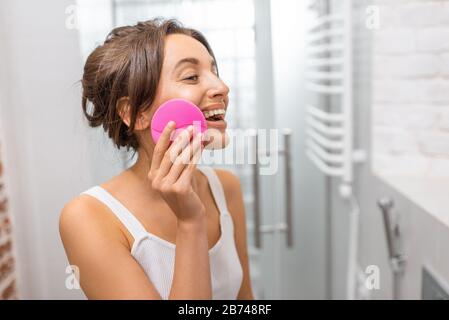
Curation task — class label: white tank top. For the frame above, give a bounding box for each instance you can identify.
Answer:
[81,165,243,300]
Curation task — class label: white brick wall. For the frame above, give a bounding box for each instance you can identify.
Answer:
[372,0,449,178]
[0,140,18,300]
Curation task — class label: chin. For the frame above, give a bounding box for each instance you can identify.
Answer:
[204,129,230,150]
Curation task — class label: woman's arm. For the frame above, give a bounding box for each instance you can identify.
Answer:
[59,194,211,300]
[59,196,162,299]
[216,169,255,300]
[169,214,211,299]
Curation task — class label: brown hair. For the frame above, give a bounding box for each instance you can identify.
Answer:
[81,18,218,153]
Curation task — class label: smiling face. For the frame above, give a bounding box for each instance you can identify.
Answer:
[142,33,231,150]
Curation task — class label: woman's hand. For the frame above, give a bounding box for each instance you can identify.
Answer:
[148,122,207,224]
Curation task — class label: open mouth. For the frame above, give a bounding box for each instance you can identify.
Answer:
[203,109,226,122]
[206,114,225,121]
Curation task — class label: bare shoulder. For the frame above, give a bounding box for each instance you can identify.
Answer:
[59,194,130,251]
[212,168,242,199]
[59,194,107,233]
[212,168,245,222]
[58,193,161,299]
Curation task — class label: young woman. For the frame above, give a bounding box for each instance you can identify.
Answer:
[59,18,254,300]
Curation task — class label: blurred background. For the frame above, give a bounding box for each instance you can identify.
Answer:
[1,0,449,300]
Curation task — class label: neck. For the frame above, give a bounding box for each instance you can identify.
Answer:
[128,148,152,186]
[127,147,201,197]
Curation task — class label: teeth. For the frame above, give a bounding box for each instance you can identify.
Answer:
[203,108,226,119]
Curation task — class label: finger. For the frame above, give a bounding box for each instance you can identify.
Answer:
[150,121,176,172]
[177,133,203,184]
[167,125,196,162]
[203,135,214,149]
[158,125,194,178]
[176,131,202,165]
[166,132,202,184]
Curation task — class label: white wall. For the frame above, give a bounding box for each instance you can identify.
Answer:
[372,0,449,178]
[0,0,122,299]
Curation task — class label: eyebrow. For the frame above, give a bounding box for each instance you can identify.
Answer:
[173,57,217,72]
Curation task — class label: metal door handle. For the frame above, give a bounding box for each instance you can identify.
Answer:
[283,130,293,248]
[252,130,294,248]
[252,131,262,248]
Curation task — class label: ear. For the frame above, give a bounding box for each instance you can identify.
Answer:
[117,97,151,131]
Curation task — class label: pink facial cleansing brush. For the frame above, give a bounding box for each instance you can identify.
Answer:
[150,98,207,145]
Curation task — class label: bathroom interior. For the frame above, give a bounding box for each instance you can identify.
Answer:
[1,0,449,300]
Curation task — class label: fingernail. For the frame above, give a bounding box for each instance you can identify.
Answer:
[168,121,175,128]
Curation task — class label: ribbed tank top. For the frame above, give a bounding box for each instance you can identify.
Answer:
[80,165,243,299]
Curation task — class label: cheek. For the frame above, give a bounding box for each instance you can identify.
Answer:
[167,85,204,107]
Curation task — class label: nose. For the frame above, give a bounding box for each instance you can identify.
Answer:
[207,74,229,102]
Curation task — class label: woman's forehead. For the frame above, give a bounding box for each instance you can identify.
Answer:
[163,34,213,69]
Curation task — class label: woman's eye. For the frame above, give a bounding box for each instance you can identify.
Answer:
[184,75,198,81]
